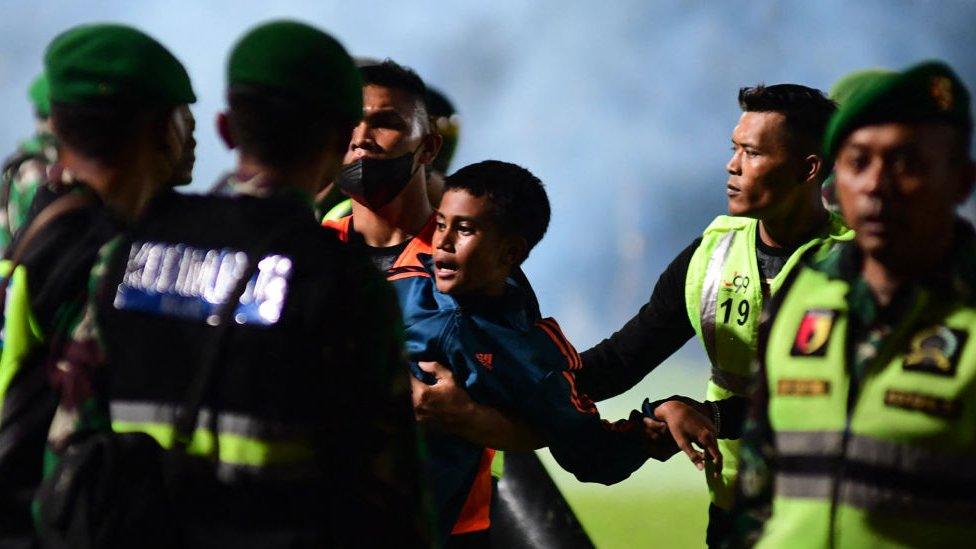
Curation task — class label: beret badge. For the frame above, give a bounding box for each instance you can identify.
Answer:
[931,75,954,111]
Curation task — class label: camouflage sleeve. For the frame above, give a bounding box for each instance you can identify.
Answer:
[7,157,48,239]
[46,236,122,453]
[327,249,431,547]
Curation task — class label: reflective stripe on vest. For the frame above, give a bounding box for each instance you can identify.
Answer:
[699,231,737,367]
[110,400,318,482]
[760,264,976,547]
[773,431,976,520]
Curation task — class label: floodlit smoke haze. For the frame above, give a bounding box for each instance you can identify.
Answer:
[3,2,974,545]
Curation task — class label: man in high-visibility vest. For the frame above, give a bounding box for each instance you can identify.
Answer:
[733,60,975,548]
[574,84,849,546]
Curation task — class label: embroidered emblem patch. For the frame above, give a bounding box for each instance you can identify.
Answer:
[475,353,494,370]
[884,389,960,419]
[790,309,838,357]
[931,76,954,111]
[903,325,967,377]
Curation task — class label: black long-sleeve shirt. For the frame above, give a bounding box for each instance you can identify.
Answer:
[577,238,700,401]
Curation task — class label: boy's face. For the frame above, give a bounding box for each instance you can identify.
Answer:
[433,189,517,297]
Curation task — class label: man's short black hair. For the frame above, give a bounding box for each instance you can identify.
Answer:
[227,83,356,169]
[360,59,429,127]
[444,160,550,262]
[738,84,837,153]
[51,99,171,164]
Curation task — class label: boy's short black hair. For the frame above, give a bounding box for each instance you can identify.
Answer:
[360,59,429,129]
[227,83,356,169]
[444,160,550,262]
[738,84,837,153]
[51,99,170,164]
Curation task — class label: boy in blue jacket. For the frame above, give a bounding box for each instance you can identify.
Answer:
[401,160,720,544]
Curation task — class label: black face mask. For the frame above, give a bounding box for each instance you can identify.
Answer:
[335,149,421,210]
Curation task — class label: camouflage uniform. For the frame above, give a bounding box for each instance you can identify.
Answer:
[0,131,59,254]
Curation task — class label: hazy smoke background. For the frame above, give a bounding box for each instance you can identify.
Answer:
[1,2,973,545]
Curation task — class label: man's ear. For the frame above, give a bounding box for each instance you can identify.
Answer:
[216,111,235,150]
[953,158,976,205]
[418,131,443,166]
[801,154,823,185]
[504,236,529,267]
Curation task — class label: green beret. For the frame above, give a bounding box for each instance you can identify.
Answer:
[44,24,195,106]
[824,61,972,158]
[828,68,894,106]
[28,73,50,117]
[228,20,362,121]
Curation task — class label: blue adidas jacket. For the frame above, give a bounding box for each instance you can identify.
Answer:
[393,255,650,540]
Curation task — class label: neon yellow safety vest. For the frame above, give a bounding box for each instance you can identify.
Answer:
[757,261,976,548]
[684,214,852,508]
[0,259,44,419]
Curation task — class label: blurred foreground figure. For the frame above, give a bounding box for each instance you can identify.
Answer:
[821,69,896,212]
[734,61,976,547]
[0,25,195,547]
[36,20,427,548]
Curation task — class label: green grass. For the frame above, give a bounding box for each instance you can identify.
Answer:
[538,357,714,548]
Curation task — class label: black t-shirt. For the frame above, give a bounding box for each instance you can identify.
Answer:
[755,229,792,299]
[344,217,413,272]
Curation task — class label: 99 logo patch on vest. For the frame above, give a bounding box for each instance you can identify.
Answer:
[902,325,967,377]
[790,309,839,357]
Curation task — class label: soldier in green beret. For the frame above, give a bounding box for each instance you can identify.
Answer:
[0,73,61,255]
[732,61,976,547]
[40,20,428,547]
[0,23,197,547]
[820,68,896,212]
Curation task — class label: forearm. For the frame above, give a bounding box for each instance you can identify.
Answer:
[548,417,649,485]
[440,401,544,451]
[532,373,650,484]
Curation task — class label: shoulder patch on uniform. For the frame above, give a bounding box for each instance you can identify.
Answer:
[113,241,292,326]
[902,325,967,377]
[475,352,494,370]
[884,389,961,419]
[790,309,839,357]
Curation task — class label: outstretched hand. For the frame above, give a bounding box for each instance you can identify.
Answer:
[652,400,722,476]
